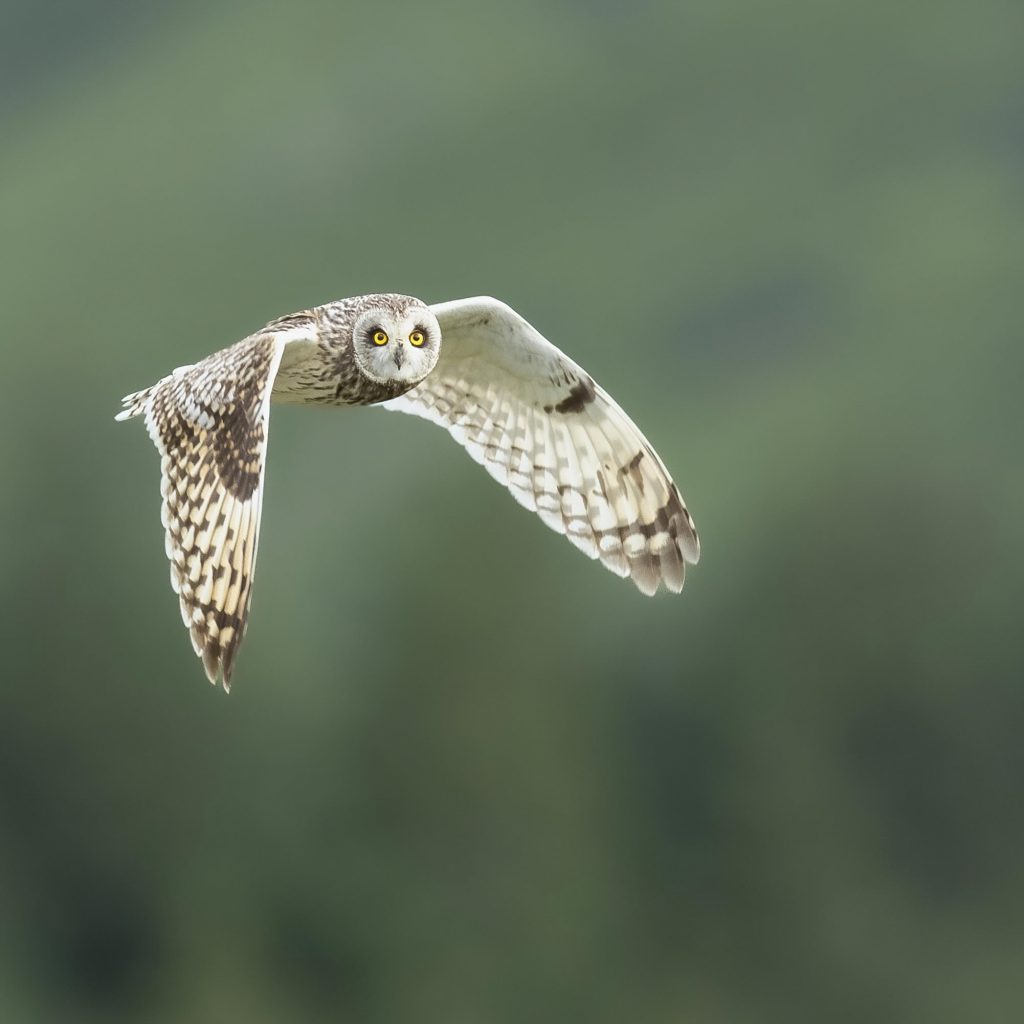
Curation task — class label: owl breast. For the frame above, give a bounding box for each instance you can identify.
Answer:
[271,336,418,407]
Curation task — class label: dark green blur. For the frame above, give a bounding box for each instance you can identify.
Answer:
[1,1,1021,1020]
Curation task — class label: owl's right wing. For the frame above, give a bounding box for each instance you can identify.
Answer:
[380,296,699,595]
[115,314,317,689]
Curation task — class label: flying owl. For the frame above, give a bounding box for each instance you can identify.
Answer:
[117,295,700,690]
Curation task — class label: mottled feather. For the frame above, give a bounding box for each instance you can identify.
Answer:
[117,327,294,688]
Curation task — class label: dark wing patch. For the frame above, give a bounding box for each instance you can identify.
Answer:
[553,377,596,414]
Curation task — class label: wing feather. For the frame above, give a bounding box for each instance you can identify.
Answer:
[116,321,313,689]
[381,297,699,595]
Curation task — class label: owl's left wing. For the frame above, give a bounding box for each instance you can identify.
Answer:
[380,296,699,595]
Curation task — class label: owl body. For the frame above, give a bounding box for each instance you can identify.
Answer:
[118,292,700,690]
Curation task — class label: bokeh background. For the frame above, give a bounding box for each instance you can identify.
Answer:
[2,1,1022,1021]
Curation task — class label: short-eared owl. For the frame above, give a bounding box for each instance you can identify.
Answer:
[117,295,700,690]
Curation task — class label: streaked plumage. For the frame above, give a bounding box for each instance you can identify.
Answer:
[117,294,700,690]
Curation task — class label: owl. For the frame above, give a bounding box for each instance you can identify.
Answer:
[117,294,700,690]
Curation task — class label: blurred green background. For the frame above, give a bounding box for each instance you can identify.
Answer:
[2,0,1022,1021]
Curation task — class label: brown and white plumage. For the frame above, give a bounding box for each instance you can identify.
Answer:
[118,294,699,690]
[117,319,310,686]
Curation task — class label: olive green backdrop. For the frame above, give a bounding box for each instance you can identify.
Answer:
[2,1,1021,1021]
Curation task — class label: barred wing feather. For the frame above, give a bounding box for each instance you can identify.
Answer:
[381,297,699,595]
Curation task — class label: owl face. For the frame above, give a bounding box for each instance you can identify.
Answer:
[351,298,441,387]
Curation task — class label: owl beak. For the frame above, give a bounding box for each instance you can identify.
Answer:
[392,345,405,369]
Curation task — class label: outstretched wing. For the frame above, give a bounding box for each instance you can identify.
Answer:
[116,317,315,689]
[380,296,700,595]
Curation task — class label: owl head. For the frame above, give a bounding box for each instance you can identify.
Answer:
[351,295,441,387]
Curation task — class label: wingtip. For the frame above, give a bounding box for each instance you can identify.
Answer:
[200,651,232,693]
[685,531,701,565]
[629,555,662,597]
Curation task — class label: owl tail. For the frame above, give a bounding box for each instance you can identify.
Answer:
[115,363,193,422]
[115,385,156,421]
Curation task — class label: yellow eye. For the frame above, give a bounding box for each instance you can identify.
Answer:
[372,330,389,346]
[409,330,425,347]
